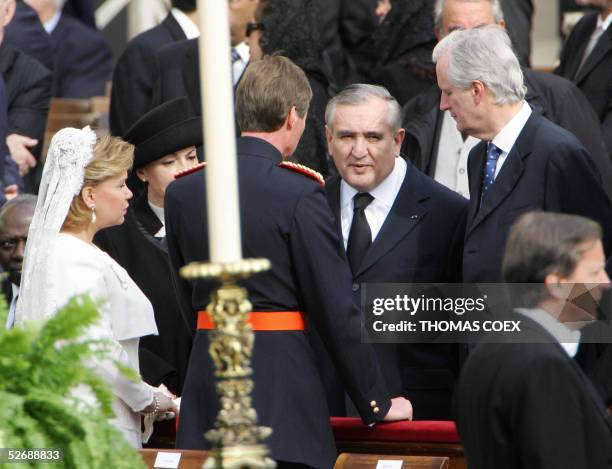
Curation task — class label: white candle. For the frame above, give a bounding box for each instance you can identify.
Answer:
[197,0,242,263]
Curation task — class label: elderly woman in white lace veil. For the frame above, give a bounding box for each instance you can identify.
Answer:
[15,127,177,447]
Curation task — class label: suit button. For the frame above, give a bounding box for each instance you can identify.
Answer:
[352,283,359,292]
[370,400,377,407]
[373,406,380,414]
[459,168,465,174]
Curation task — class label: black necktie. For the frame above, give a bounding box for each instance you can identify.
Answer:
[347,193,374,274]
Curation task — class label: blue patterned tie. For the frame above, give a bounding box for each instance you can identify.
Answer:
[231,48,241,64]
[480,143,502,206]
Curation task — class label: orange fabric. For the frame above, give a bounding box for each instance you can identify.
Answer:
[197,310,306,331]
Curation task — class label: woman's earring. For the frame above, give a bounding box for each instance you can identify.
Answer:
[91,205,96,224]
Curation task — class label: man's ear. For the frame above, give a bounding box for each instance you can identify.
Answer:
[472,80,486,104]
[544,272,566,300]
[3,0,16,27]
[394,127,406,152]
[286,106,298,130]
[325,125,333,154]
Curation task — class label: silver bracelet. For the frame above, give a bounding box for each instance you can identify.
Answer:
[149,395,160,415]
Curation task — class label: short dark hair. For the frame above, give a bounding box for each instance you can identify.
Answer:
[171,0,196,13]
[236,55,312,132]
[0,195,37,232]
[502,211,602,307]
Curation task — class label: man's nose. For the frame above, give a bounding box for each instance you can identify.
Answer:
[440,93,449,111]
[351,137,368,158]
[14,239,27,259]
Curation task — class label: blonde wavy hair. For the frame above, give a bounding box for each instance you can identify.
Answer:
[62,135,134,231]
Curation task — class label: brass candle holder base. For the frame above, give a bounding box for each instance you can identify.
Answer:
[180,258,275,469]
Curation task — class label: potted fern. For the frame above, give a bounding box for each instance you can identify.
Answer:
[0,295,146,469]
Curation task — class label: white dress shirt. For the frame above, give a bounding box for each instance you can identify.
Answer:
[43,10,62,33]
[516,308,581,357]
[171,8,200,39]
[434,110,479,199]
[232,42,250,85]
[489,101,532,180]
[340,156,407,249]
[578,12,612,71]
[5,283,19,329]
[148,201,166,237]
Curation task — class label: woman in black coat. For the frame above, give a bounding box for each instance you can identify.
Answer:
[95,97,201,396]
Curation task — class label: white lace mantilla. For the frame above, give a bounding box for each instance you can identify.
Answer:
[16,127,97,323]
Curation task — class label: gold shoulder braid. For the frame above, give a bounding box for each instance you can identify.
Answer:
[174,162,207,180]
[278,161,325,187]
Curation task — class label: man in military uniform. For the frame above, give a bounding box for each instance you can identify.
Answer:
[165,55,412,469]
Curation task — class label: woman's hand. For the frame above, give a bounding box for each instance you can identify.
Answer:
[142,391,179,416]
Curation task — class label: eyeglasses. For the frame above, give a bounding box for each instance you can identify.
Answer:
[246,22,264,37]
[0,236,27,252]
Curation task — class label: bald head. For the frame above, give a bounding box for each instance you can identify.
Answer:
[0,195,37,286]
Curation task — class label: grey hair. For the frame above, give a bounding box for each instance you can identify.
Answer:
[325,84,402,133]
[433,0,505,30]
[432,25,526,105]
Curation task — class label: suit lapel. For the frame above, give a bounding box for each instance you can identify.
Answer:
[133,192,163,236]
[466,114,540,236]
[355,162,428,277]
[162,13,187,42]
[325,176,344,243]
[182,40,201,115]
[466,141,486,230]
[575,26,612,85]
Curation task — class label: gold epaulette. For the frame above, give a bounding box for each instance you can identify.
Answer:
[278,161,325,187]
[174,162,206,180]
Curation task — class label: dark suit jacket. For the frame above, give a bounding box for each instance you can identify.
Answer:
[5,1,54,71]
[402,68,612,200]
[110,13,186,136]
[62,0,98,29]
[0,42,51,161]
[49,13,112,98]
[152,40,331,175]
[320,162,467,420]
[500,0,534,67]
[555,11,612,156]
[165,136,390,468]
[463,111,612,282]
[94,192,192,395]
[455,314,612,469]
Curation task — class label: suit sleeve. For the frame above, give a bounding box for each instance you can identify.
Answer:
[164,182,197,336]
[602,96,612,158]
[545,143,612,258]
[110,42,158,136]
[58,31,112,98]
[512,354,590,468]
[289,185,391,424]
[7,60,51,160]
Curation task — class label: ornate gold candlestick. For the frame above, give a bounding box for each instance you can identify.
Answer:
[180,258,275,469]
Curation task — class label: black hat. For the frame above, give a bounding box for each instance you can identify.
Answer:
[124,97,202,169]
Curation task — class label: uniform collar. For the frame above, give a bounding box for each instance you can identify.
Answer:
[237,136,283,164]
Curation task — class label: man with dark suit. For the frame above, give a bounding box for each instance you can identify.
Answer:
[0,0,51,187]
[555,0,612,157]
[0,195,35,328]
[25,0,112,98]
[151,0,256,115]
[499,0,533,67]
[433,25,612,283]
[5,0,53,71]
[403,0,612,201]
[110,0,198,136]
[165,56,412,469]
[321,83,467,419]
[455,211,612,469]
